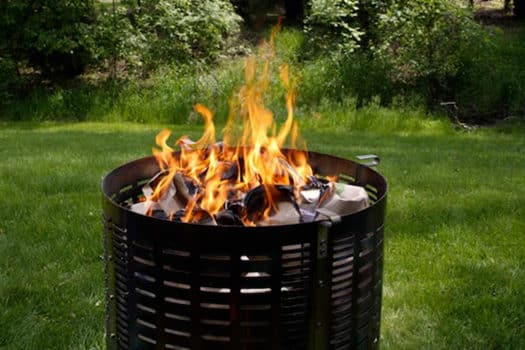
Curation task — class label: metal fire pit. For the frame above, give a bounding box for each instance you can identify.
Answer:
[102,150,387,350]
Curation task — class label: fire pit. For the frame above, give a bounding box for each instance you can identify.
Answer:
[102,150,387,349]
[102,23,387,349]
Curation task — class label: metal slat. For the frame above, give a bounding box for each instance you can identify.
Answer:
[102,150,387,350]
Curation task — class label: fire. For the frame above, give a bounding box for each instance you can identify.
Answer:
[147,24,314,225]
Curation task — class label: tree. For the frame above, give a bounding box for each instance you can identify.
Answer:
[0,0,98,78]
[108,0,242,73]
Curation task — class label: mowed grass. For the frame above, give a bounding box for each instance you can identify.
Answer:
[1,122,524,349]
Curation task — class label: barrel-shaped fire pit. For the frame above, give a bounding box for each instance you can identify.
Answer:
[102,150,387,350]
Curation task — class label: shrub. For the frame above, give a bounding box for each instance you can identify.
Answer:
[375,0,485,104]
[0,57,20,104]
[304,0,363,55]
[101,0,243,74]
[0,0,98,77]
[303,0,492,112]
[93,4,145,75]
[454,26,525,121]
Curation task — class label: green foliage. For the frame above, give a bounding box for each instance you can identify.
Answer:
[302,0,525,121]
[304,0,362,54]
[304,0,396,54]
[454,25,525,121]
[2,13,524,125]
[297,52,394,107]
[0,0,98,77]
[0,61,246,124]
[303,0,468,101]
[0,0,242,81]
[98,0,242,74]
[353,0,393,49]
[93,5,143,70]
[0,58,20,103]
[375,0,483,101]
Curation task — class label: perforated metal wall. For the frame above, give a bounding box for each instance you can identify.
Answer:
[102,150,387,350]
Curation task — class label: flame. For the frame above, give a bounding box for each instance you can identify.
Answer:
[150,129,177,203]
[148,24,313,225]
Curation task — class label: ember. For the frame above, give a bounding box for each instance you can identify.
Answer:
[129,25,369,226]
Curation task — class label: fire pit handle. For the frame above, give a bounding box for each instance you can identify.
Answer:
[356,154,380,167]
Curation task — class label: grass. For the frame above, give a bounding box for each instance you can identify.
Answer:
[0,61,452,136]
[0,121,524,349]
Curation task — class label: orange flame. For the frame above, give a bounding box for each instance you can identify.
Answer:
[148,24,313,225]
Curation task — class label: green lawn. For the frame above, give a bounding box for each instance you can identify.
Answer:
[1,122,524,349]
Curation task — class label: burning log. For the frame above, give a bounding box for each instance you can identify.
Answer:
[130,158,369,226]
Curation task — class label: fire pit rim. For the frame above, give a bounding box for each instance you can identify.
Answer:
[102,148,387,231]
